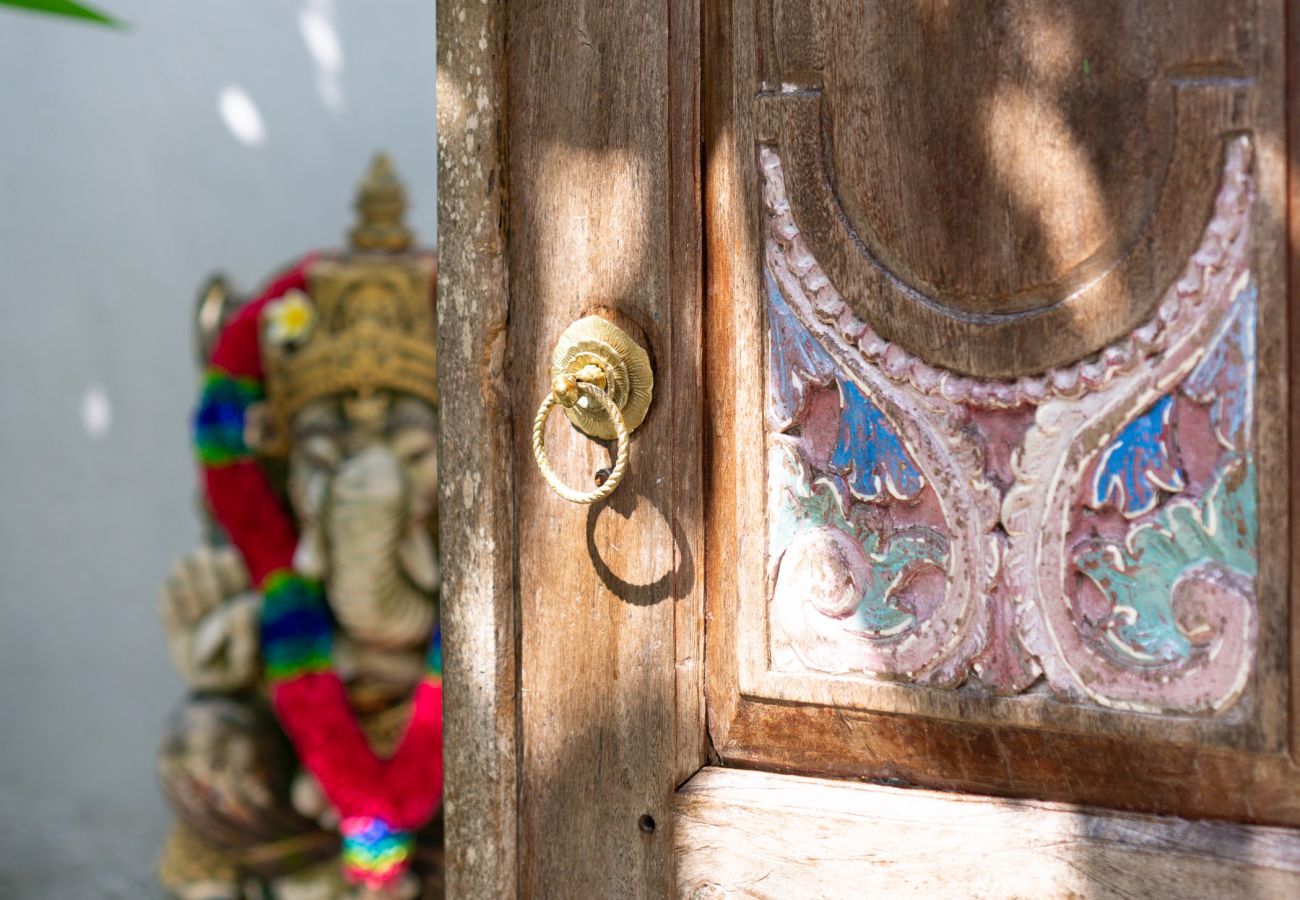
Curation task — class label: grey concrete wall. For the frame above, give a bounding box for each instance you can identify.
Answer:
[0,3,437,895]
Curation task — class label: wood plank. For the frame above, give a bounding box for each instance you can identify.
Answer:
[435,1,516,896]
[1253,0,1294,767]
[1287,0,1300,766]
[669,0,708,789]
[703,0,762,762]
[721,698,1300,826]
[507,0,704,894]
[675,767,1300,899]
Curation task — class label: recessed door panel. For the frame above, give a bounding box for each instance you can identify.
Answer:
[705,0,1296,823]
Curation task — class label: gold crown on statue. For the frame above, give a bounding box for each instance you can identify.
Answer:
[259,154,438,454]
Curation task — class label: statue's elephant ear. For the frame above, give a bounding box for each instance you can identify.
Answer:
[194,273,245,367]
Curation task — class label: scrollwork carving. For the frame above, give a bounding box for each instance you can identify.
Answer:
[1004,271,1257,714]
[766,241,1001,688]
[764,136,1259,716]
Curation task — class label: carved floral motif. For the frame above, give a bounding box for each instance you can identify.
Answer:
[1088,394,1186,520]
[765,137,1259,715]
[767,232,1001,688]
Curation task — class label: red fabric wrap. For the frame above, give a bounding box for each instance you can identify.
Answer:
[203,463,299,585]
[203,258,314,584]
[386,680,445,826]
[271,674,389,816]
[272,676,445,826]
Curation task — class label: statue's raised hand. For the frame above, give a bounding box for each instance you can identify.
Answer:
[159,545,260,691]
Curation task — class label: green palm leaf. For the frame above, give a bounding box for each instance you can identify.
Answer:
[0,0,123,27]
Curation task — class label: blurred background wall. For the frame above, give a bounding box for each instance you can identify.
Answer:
[0,3,437,895]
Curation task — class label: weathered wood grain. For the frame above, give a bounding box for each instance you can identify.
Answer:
[437,0,1298,891]
[702,0,752,763]
[1252,0,1291,771]
[704,0,779,773]
[436,1,516,895]
[675,767,1300,899]
[507,0,704,895]
[1289,0,1300,775]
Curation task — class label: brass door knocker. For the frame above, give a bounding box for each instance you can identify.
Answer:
[532,316,653,503]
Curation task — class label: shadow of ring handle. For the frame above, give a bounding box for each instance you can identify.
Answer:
[532,381,630,504]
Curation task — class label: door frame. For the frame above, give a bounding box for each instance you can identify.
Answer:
[436,1,518,895]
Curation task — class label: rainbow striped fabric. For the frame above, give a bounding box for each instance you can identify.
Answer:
[340,815,416,888]
[425,626,442,681]
[194,368,261,466]
[259,570,334,683]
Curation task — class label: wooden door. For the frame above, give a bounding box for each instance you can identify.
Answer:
[438,0,1300,896]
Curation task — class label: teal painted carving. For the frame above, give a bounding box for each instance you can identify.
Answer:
[771,440,946,642]
[1079,278,1259,666]
[1075,459,1255,667]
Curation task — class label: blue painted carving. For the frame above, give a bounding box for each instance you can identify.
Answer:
[829,380,925,502]
[1090,394,1185,518]
[1184,279,1257,452]
[767,269,836,429]
[767,267,925,504]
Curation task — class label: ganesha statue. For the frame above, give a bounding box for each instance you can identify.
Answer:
[156,156,444,899]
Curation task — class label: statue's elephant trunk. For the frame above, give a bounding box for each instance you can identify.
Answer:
[322,444,436,649]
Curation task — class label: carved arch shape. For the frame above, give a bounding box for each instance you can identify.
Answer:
[757,83,1243,378]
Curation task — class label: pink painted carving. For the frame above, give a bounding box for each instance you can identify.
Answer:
[764,137,1259,715]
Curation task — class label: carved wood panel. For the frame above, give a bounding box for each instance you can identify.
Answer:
[765,138,1261,718]
[706,0,1295,820]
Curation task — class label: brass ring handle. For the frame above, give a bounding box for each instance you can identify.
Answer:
[532,381,630,504]
[532,315,653,505]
